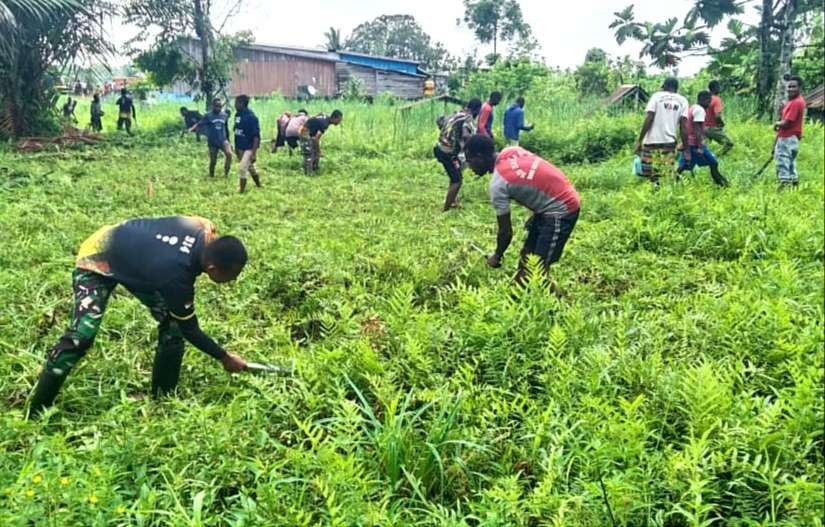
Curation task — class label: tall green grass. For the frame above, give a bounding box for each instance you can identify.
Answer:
[0,94,822,526]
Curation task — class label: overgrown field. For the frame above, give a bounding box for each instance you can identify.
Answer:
[0,98,823,526]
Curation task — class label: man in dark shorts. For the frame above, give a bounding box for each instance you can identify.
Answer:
[180,106,204,141]
[299,110,343,176]
[28,216,249,417]
[272,109,308,154]
[433,98,482,211]
[115,88,136,135]
[233,95,261,193]
[464,134,581,286]
[282,109,308,154]
[190,98,232,178]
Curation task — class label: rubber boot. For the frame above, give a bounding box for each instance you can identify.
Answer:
[251,171,262,188]
[239,178,247,193]
[151,338,185,397]
[28,367,68,418]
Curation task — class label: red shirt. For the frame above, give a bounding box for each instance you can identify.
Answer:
[704,95,722,128]
[686,105,707,147]
[489,147,580,217]
[478,102,493,136]
[777,96,806,139]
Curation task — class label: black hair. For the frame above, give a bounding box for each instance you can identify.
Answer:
[180,106,188,113]
[708,80,721,93]
[212,97,223,104]
[235,94,250,107]
[466,98,482,112]
[464,134,496,158]
[697,90,712,102]
[204,236,248,272]
[789,75,803,88]
[662,77,679,92]
[121,88,127,94]
[330,109,343,119]
[298,108,308,114]
[490,91,503,101]
[516,96,525,106]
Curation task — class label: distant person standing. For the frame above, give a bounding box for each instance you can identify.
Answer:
[477,91,502,139]
[233,95,261,193]
[704,80,734,155]
[62,97,78,123]
[464,135,580,287]
[299,110,343,176]
[503,97,534,146]
[115,88,136,135]
[678,90,728,187]
[774,75,806,189]
[634,77,690,183]
[433,98,482,211]
[190,98,233,179]
[90,94,104,132]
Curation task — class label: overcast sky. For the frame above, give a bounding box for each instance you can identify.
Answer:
[112,0,761,75]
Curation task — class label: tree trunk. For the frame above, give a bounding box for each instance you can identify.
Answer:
[757,0,774,115]
[193,0,212,112]
[773,0,799,118]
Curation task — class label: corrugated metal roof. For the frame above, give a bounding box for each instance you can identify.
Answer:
[337,51,421,76]
[239,43,338,62]
[337,50,420,65]
[805,85,824,109]
[605,84,649,105]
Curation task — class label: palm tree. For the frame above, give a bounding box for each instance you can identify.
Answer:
[324,27,342,51]
[0,0,109,137]
[0,0,81,63]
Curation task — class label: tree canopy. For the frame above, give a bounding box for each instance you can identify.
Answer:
[344,14,451,73]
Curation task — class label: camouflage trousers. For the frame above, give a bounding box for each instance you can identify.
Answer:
[46,269,185,395]
[300,136,320,175]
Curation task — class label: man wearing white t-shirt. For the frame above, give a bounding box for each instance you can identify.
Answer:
[677,90,728,187]
[634,77,690,182]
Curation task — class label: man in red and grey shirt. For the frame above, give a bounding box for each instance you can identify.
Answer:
[774,75,806,187]
[465,134,580,285]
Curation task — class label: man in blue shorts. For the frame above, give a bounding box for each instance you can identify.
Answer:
[678,90,728,187]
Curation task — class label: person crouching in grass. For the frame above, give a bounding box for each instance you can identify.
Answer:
[433,98,482,211]
[299,110,343,176]
[677,90,729,186]
[464,134,580,288]
[28,216,249,418]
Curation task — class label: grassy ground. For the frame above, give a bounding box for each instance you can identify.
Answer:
[0,98,823,526]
